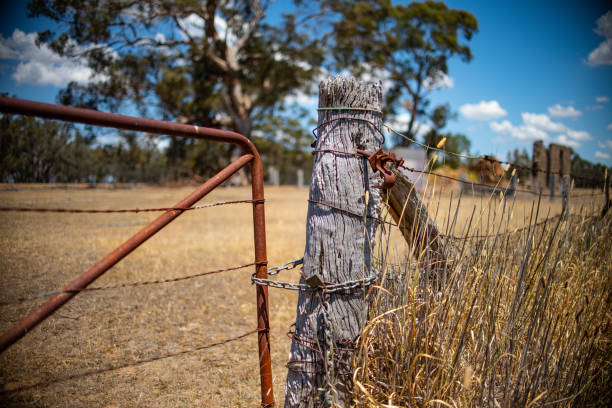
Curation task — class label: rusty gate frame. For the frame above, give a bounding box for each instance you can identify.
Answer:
[0,96,275,407]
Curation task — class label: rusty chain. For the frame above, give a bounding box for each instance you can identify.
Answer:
[251,268,378,294]
[266,258,304,276]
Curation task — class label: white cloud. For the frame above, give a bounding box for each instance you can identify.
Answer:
[177,14,205,39]
[489,109,592,145]
[547,104,582,119]
[521,112,567,133]
[388,112,432,140]
[566,129,592,141]
[554,134,581,148]
[359,65,393,93]
[595,151,611,159]
[596,96,610,103]
[598,140,612,149]
[607,123,612,130]
[587,11,612,66]
[284,90,317,108]
[423,71,454,91]
[177,13,239,46]
[0,29,109,87]
[489,120,548,141]
[586,104,605,111]
[459,100,507,121]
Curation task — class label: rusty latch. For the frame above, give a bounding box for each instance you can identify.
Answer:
[357,148,404,189]
[305,273,324,288]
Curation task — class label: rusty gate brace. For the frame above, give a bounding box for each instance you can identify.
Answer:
[0,96,274,407]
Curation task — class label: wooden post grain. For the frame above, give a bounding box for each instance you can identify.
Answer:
[284,77,384,407]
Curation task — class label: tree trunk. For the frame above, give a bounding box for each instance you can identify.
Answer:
[284,76,384,407]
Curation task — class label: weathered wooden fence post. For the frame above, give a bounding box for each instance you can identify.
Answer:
[284,76,384,407]
[561,174,570,220]
[269,166,280,186]
[297,169,304,188]
[507,172,518,197]
[550,173,557,199]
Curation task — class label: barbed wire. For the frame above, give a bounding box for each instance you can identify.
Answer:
[385,125,607,184]
[0,328,259,395]
[310,118,607,185]
[311,148,604,197]
[398,163,605,198]
[0,263,255,306]
[0,199,264,214]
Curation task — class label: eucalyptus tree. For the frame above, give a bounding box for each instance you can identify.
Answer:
[28,0,324,180]
[326,0,478,145]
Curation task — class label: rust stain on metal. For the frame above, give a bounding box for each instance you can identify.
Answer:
[358,148,404,189]
[0,96,275,407]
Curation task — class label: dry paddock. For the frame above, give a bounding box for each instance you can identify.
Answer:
[0,183,604,407]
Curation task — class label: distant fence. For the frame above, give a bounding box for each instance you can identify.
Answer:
[0,97,275,407]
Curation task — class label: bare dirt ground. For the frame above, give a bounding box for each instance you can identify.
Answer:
[0,183,604,407]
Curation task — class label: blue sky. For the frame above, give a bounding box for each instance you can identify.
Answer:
[1,1,611,166]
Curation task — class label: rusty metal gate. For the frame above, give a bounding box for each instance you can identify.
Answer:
[0,96,275,407]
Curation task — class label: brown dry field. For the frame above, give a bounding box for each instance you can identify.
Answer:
[0,182,604,407]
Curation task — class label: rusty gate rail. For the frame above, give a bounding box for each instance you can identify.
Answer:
[0,96,274,407]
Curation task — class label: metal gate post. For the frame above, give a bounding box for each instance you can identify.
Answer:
[0,96,275,407]
[251,155,274,407]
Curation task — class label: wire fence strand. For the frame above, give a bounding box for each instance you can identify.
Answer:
[385,125,607,184]
[309,146,606,196]
[0,328,259,395]
[0,199,264,214]
[0,263,255,306]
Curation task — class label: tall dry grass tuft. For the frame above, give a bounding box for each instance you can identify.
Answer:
[353,181,612,407]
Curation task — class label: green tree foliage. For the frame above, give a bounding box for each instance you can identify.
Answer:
[27,0,324,181]
[423,130,470,169]
[571,151,610,189]
[506,148,531,181]
[12,1,483,182]
[0,114,91,182]
[0,114,166,183]
[326,0,478,145]
[254,110,315,184]
[29,0,323,136]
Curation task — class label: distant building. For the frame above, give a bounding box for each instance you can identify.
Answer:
[532,141,571,191]
[392,147,427,191]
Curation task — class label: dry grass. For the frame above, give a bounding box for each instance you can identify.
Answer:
[355,177,611,407]
[0,184,305,407]
[0,182,609,407]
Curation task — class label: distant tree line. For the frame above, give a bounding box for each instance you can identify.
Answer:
[0,113,313,184]
[571,153,609,189]
[4,1,608,187]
